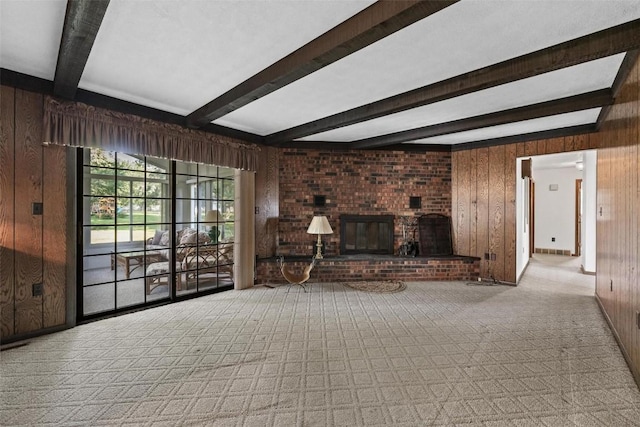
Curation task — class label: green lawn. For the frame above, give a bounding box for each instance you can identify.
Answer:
[91,211,162,228]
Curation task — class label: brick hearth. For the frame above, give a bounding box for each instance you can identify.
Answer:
[256,255,480,285]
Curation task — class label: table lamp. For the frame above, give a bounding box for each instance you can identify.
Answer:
[307,216,333,259]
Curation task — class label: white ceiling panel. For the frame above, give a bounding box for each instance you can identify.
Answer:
[405,108,601,145]
[0,0,66,80]
[79,0,374,115]
[297,54,624,142]
[215,0,640,135]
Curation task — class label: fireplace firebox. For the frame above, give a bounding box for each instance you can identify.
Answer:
[340,215,394,255]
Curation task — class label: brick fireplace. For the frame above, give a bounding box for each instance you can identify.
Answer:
[277,148,452,257]
[255,148,482,284]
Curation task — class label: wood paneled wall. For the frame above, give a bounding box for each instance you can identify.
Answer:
[452,134,596,282]
[255,146,279,259]
[592,56,639,385]
[0,86,67,340]
[453,56,639,383]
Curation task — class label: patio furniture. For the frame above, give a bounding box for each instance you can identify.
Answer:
[181,243,234,289]
[145,261,183,294]
[111,251,163,279]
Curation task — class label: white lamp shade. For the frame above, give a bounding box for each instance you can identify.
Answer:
[204,210,221,222]
[307,216,333,235]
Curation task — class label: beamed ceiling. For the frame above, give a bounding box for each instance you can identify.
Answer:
[2,0,640,152]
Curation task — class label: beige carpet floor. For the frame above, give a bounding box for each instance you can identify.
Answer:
[1,255,639,426]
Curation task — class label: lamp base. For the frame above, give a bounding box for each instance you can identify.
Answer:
[314,240,325,259]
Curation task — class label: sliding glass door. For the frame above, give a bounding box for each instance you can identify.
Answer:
[79,148,234,319]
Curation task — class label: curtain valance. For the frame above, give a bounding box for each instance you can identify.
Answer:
[43,96,259,171]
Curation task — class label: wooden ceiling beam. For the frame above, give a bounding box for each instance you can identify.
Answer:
[596,50,640,130]
[266,18,640,144]
[54,0,110,99]
[352,89,613,149]
[185,0,458,128]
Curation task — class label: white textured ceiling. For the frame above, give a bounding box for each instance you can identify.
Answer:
[0,0,66,80]
[215,1,640,136]
[1,0,639,147]
[406,109,602,145]
[298,55,624,142]
[80,0,374,115]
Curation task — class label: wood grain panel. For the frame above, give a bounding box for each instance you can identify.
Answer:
[0,85,16,338]
[504,144,517,283]
[451,151,459,255]
[43,144,67,328]
[588,132,602,150]
[516,142,526,157]
[13,89,43,335]
[595,54,640,386]
[488,145,506,281]
[542,137,565,154]
[456,150,470,255]
[524,140,539,157]
[476,148,489,278]
[564,134,588,152]
[255,146,279,259]
[629,63,640,387]
[469,149,478,257]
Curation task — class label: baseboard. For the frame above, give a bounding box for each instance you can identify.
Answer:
[595,294,640,391]
[580,265,596,275]
[0,324,71,347]
[516,258,531,284]
[534,248,572,256]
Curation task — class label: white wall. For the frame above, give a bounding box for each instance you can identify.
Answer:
[581,150,597,272]
[515,159,530,281]
[534,167,583,252]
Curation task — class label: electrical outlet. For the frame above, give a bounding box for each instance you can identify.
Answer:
[551,237,555,242]
[490,253,496,261]
[255,207,260,214]
[32,283,43,296]
[32,202,43,215]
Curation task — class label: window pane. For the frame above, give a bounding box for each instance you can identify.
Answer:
[145,199,170,224]
[175,199,196,224]
[89,149,116,168]
[116,199,144,224]
[116,224,145,244]
[83,283,115,315]
[146,181,167,198]
[221,222,234,241]
[87,166,114,176]
[146,157,170,173]
[89,178,116,197]
[175,162,198,175]
[147,171,170,183]
[117,169,145,179]
[84,225,116,252]
[221,179,234,200]
[218,167,234,179]
[198,164,218,177]
[117,279,146,309]
[220,201,234,220]
[89,198,116,225]
[83,255,115,285]
[117,153,145,170]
